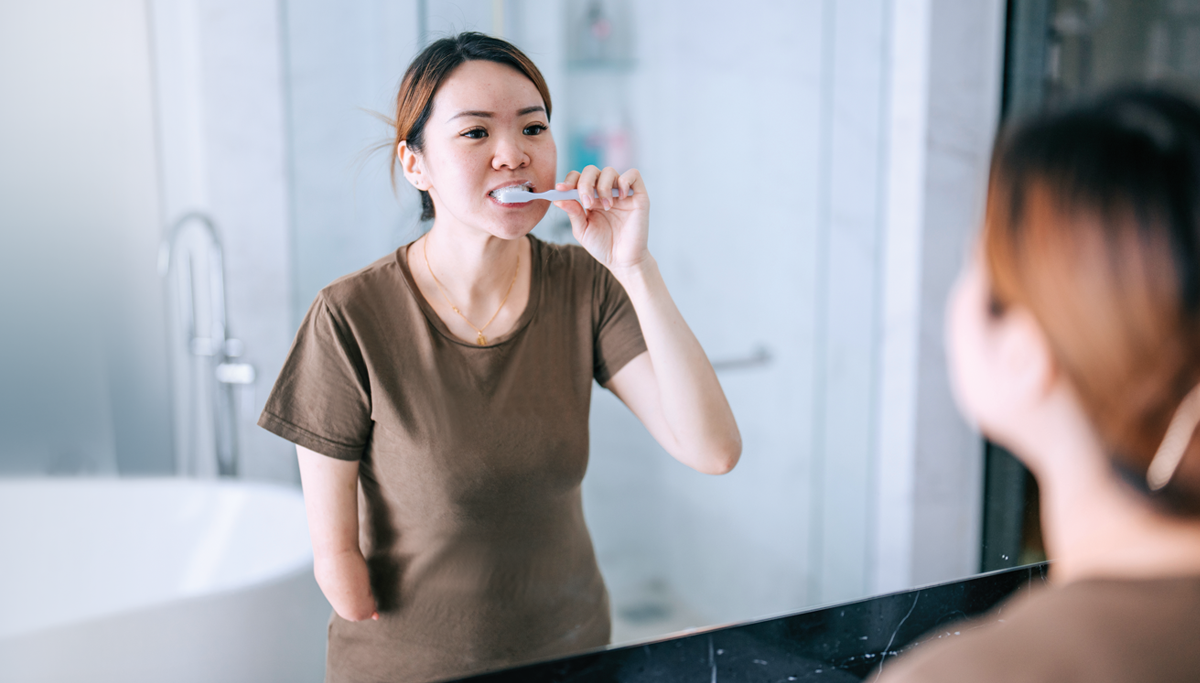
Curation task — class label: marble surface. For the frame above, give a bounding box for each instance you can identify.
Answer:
[452,563,1050,682]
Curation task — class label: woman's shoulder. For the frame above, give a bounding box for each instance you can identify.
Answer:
[878,575,1200,683]
[531,236,611,291]
[314,248,409,314]
[532,235,592,269]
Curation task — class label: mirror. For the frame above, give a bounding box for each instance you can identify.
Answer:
[276,1,1003,655]
[14,0,1193,679]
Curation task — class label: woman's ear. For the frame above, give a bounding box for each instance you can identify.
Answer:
[398,141,427,191]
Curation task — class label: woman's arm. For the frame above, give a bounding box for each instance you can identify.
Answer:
[554,167,742,475]
[605,268,741,474]
[296,445,378,621]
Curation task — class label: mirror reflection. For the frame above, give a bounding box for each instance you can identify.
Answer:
[8,0,1197,681]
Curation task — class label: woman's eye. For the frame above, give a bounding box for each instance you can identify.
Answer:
[523,124,547,136]
[461,128,488,139]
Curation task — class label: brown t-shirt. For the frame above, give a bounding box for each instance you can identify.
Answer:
[876,575,1200,683]
[258,236,646,683]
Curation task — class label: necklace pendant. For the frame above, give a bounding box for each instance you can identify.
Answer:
[476,333,487,346]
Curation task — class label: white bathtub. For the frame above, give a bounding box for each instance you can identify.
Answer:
[0,478,331,683]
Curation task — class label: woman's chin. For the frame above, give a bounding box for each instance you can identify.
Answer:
[483,205,549,239]
[488,224,535,241]
[433,202,549,240]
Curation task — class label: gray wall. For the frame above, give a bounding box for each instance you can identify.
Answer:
[0,0,172,475]
[283,0,422,324]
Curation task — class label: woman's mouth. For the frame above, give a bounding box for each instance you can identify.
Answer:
[488,182,534,204]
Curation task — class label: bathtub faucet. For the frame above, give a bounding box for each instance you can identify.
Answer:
[159,212,256,477]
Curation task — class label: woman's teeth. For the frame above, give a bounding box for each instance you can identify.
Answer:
[490,184,531,199]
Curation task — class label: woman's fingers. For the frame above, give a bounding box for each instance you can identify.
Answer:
[596,167,620,210]
[552,193,590,241]
[616,168,638,201]
[620,168,643,200]
[556,169,582,192]
[554,197,592,248]
[576,165,601,210]
[560,166,646,210]
[553,197,586,221]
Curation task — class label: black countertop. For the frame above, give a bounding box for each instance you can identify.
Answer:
[453,563,1050,682]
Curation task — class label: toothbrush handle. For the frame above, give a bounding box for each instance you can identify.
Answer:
[538,189,627,201]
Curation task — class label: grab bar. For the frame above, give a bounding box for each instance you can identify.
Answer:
[711,345,773,372]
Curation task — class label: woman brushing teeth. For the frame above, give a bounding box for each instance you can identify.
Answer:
[259,31,741,683]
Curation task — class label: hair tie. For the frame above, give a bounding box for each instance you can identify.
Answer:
[1147,381,1200,491]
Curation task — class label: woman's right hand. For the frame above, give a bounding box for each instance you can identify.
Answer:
[553,166,650,276]
[297,445,380,622]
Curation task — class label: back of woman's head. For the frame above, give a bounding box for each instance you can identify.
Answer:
[391,32,551,221]
[985,87,1200,514]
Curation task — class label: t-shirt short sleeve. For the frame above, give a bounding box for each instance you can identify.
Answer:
[258,293,371,461]
[592,263,647,386]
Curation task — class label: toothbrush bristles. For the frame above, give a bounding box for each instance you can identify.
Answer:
[493,187,533,204]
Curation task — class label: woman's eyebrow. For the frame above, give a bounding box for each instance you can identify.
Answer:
[447,105,545,122]
[448,110,493,121]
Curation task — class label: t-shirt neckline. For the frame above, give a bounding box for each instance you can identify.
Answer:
[395,234,543,349]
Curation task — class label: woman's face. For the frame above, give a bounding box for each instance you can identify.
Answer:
[409,60,556,239]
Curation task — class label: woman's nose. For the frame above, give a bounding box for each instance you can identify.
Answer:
[492,134,530,170]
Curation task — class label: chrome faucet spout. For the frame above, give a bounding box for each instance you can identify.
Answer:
[160,212,253,478]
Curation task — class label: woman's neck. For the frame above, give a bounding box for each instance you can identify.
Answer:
[1024,389,1200,584]
[422,221,524,304]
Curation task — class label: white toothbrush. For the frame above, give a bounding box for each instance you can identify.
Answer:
[492,187,629,204]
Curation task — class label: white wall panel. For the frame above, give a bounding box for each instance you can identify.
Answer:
[0,0,171,475]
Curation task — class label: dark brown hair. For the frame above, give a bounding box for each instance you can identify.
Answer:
[984,87,1200,514]
[391,32,552,221]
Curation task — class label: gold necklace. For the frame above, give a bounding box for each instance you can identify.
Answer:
[422,235,520,346]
